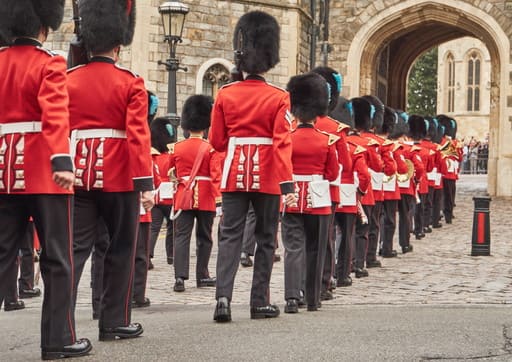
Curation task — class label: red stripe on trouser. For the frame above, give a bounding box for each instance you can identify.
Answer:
[125,220,139,325]
[66,196,76,342]
[477,213,485,244]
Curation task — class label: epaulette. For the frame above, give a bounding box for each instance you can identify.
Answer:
[429,149,435,156]
[150,147,160,156]
[326,116,350,133]
[316,129,340,146]
[219,81,239,89]
[383,139,394,146]
[411,145,422,152]
[392,142,402,152]
[367,138,379,146]
[67,64,86,74]
[354,145,366,155]
[0,46,9,52]
[35,46,57,57]
[168,143,176,153]
[115,64,139,78]
[267,82,287,93]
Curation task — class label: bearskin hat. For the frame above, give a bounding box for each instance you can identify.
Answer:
[408,114,427,140]
[436,114,457,139]
[351,97,373,131]
[233,11,280,74]
[381,106,399,135]
[330,97,354,129]
[0,0,64,39]
[362,95,384,131]
[312,66,342,112]
[80,0,136,54]
[389,116,409,140]
[287,73,329,122]
[425,116,437,140]
[151,117,176,153]
[181,95,213,132]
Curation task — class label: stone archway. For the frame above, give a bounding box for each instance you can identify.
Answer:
[345,0,511,197]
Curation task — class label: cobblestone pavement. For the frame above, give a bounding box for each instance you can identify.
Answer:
[21,175,512,313]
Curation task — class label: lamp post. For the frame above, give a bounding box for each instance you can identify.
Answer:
[158,1,189,128]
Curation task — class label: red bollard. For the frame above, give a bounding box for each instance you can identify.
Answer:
[471,197,491,256]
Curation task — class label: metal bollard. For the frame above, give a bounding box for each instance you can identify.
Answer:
[471,196,491,256]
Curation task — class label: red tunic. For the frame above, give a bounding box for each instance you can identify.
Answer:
[0,38,73,194]
[440,136,461,181]
[399,143,425,196]
[285,124,339,215]
[382,142,408,201]
[153,150,173,206]
[67,56,153,192]
[414,142,433,194]
[314,116,353,204]
[209,75,293,195]
[169,137,221,212]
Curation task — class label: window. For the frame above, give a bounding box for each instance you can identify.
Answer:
[446,53,455,113]
[467,51,481,112]
[202,64,230,99]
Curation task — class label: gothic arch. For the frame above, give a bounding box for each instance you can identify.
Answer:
[345,0,511,196]
[195,58,234,95]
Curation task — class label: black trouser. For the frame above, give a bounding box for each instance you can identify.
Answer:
[354,204,372,269]
[443,179,456,223]
[335,213,356,281]
[0,194,75,349]
[241,204,256,256]
[216,192,279,307]
[73,190,139,329]
[380,199,398,254]
[321,205,336,291]
[282,213,329,307]
[414,193,427,234]
[133,222,151,302]
[398,194,415,248]
[432,188,443,226]
[174,210,215,281]
[367,201,382,263]
[4,249,18,304]
[18,222,36,292]
[91,222,109,319]
[424,187,434,227]
[149,205,173,259]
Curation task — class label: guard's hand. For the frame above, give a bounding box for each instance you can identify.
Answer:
[52,171,74,191]
[141,191,155,211]
[216,206,223,217]
[284,193,297,207]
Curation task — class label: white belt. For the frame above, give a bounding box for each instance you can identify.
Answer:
[293,174,324,182]
[181,176,212,182]
[221,136,273,189]
[0,121,42,136]
[71,128,127,140]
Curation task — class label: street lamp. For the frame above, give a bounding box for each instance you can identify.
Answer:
[158,1,189,128]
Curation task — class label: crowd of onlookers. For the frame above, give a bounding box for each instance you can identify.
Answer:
[461,135,489,174]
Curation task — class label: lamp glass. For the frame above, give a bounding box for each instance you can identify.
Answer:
[159,1,189,39]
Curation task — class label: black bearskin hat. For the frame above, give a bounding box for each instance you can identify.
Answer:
[382,106,399,135]
[0,0,64,39]
[408,114,427,140]
[312,66,342,112]
[80,0,136,54]
[389,116,409,140]
[330,97,354,129]
[425,116,438,140]
[151,117,176,153]
[287,73,329,122]
[433,120,444,144]
[436,114,457,139]
[351,97,372,131]
[362,95,384,131]
[181,95,213,132]
[233,11,280,74]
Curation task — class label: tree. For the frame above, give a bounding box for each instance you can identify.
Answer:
[407,47,438,116]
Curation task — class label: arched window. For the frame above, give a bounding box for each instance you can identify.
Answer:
[467,51,481,112]
[202,64,230,99]
[446,53,455,113]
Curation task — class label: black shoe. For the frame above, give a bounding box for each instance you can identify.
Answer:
[250,304,280,319]
[336,277,352,287]
[432,223,442,228]
[4,300,25,311]
[240,253,253,267]
[423,227,432,233]
[307,304,319,312]
[99,323,143,341]
[19,287,41,299]
[320,290,333,301]
[92,312,99,321]
[213,297,231,323]
[132,297,150,309]
[167,257,173,265]
[378,248,383,256]
[354,268,369,278]
[402,245,414,254]
[273,254,281,263]
[415,233,425,240]
[297,296,306,309]
[173,278,185,292]
[382,250,398,258]
[197,277,216,288]
[284,299,299,314]
[328,277,336,291]
[366,260,382,268]
[41,338,92,360]
[446,219,452,224]
[148,260,154,270]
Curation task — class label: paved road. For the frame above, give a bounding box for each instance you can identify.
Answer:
[3,174,512,361]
